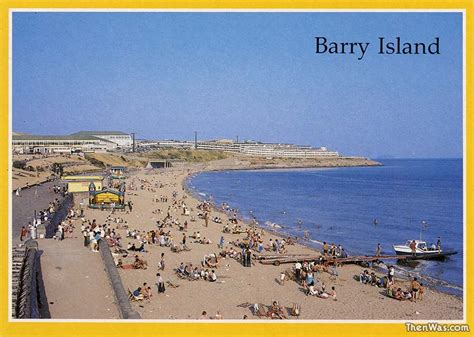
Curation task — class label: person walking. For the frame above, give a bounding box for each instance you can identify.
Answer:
[158,253,165,270]
[375,243,382,257]
[20,226,28,241]
[156,273,165,294]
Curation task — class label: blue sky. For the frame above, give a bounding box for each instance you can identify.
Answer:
[12,12,463,158]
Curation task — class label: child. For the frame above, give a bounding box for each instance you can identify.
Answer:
[280,271,286,285]
[419,283,424,300]
[331,286,337,301]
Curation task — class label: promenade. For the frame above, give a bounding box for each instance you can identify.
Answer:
[11,181,59,242]
[11,181,119,319]
[38,236,119,319]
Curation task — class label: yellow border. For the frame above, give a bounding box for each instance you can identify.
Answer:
[0,1,471,337]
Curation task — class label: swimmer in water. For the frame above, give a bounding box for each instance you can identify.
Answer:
[303,230,310,240]
[373,219,378,225]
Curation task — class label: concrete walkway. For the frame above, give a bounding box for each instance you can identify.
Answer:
[11,180,62,242]
[38,235,119,319]
[12,180,120,319]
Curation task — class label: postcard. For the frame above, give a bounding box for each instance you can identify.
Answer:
[1,2,472,337]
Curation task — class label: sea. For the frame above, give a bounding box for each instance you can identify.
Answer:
[187,159,463,296]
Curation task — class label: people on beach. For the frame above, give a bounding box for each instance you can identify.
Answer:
[411,277,421,302]
[156,273,165,294]
[295,261,302,280]
[22,167,453,320]
[375,243,381,257]
[20,226,28,241]
[410,240,417,257]
[158,252,165,270]
[322,242,328,256]
[331,286,337,301]
[388,265,395,285]
[209,270,217,282]
[131,287,144,300]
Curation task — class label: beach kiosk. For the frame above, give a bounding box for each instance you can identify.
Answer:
[88,181,126,209]
[109,166,126,179]
[62,175,104,193]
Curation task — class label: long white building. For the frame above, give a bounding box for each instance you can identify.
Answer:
[11,134,117,154]
[142,139,339,158]
[71,131,133,149]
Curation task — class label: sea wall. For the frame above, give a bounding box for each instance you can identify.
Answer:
[98,240,141,319]
[14,240,40,319]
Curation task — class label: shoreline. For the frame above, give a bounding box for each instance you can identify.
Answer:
[113,165,461,320]
[183,166,463,299]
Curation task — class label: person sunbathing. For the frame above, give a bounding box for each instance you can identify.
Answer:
[143,286,152,300]
[394,288,404,300]
[269,301,287,319]
[359,270,370,284]
[201,269,209,279]
[133,255,148,269]
[191,267,201,280]
[230,248,239,258]
[137,242,146,253]
[131,287,144,300]
[314,289,327,299]
[203,254,219,268]
[286,237,296,245]
[183,264,192,276]
[377,276,388,288]
[370,272,378,286]
[307,285,318,296]
[209,270,217,282]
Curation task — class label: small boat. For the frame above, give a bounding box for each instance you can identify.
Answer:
[393,240,457,261]
[393,240,439,255]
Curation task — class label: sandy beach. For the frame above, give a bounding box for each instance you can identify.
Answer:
[54,164,463,321]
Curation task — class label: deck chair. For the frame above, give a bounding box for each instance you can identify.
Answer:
[128,289,143,301]
[176,271,187,279]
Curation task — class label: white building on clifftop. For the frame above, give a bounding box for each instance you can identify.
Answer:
[71,131,133,149]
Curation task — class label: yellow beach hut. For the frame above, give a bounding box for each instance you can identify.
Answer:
[62,175,104,193]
